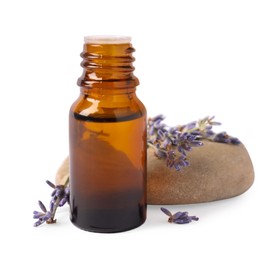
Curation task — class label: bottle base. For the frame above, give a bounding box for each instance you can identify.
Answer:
[70,205,147,233]
[70,218,146,233]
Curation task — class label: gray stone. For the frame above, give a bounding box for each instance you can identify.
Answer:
[147,140,254,204]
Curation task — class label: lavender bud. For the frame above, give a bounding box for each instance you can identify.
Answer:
[186,121,197,130]
[167,150,175,160]
[38,216,46,222]
[166,160,175,168]
[180,160,190,167]
[59,198,67,207]
[38,201,47,213]
[34,220,43,227]
[172,211,187,220]
[161,207,199,224]
[151,114,165,122]
[177,146,186,156]
[161,138,171,149]
[149,125,155,135]
[183,145,192,152]
[49,201,55,213]
[169,127,178,134]
[191,140,203,147]
[179,132,188,139]
[205,130,215,137]
[160,207,172,217]
[171,138,178,145]
[154,122,166,129]
[187,134,196,142]
[46,180,56,189]
[174,164,181,171]
[157,129,164,139]
[54,188,63,198]
[190,130,201,135]
[185,160,190,167]
[230,137,241,144]
[174,218,191,224]
[155,148,167,159]
[51,196,58,204]
[33,212,44,219]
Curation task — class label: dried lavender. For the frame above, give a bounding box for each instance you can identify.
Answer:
[213,132,241,144]
[147,115,203,171]
[147,115,240,171]
[161,207,199,224]
[33,180,69,227]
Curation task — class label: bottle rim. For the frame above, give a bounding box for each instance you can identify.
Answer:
[84,35,131,44]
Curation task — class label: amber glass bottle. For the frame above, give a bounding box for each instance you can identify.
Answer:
[69,36,147,233]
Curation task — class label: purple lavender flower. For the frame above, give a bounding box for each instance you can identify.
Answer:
[166,152,190,171]
[147,116,204,171]
[49,181,70,207]
[148,114,166,138]
[177,132,203,155]
[33,200,56,227]
[181,121,197,131]
[213,132,241,144]
[161,207,199,224]
[33,180,69,227]
[147,115,240,171]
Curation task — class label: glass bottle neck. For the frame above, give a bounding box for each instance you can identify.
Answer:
[77,43,139,92]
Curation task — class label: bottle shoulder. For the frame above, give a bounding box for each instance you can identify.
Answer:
[70,94,146,122]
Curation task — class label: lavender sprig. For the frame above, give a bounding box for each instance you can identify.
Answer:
[212,132,241,144]
[182,116,241,144]
[161,207,199,224]
[33,179,69,227]
[147,115,203,171]
[147,115,240,171]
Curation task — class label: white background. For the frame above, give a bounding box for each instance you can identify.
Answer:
[0,0,276,259]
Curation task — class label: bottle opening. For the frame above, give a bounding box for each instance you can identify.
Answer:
[84,35,131,44]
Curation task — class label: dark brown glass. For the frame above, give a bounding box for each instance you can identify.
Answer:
[69,38,147,233]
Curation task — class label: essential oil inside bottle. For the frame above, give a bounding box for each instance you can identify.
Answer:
[69,36,147,233]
